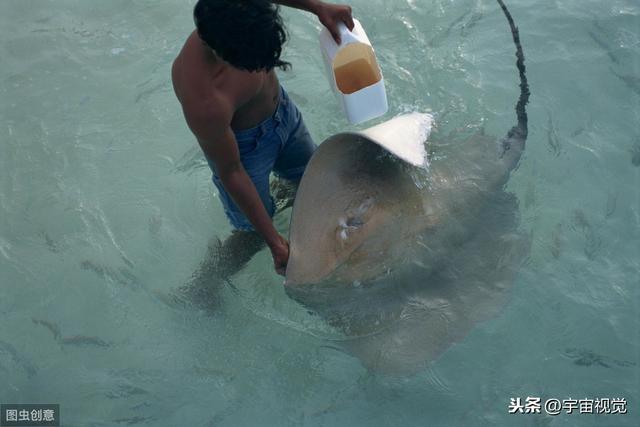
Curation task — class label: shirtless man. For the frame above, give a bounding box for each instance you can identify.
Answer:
[172,0,354,278]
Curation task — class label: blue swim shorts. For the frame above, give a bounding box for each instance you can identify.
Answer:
[206,86,316,231]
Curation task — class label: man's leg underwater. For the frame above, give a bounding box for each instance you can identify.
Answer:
[172,168,275,309]
[174,230,265,310]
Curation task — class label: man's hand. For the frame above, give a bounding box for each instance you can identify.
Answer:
[269,234,290,276]
[315,2,354,44]
[273,1,354,44]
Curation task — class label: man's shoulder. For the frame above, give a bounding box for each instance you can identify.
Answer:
[181,94,233,138]
[173,65,232,122]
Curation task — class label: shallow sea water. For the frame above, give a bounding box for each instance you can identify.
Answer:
[0,0,638,425]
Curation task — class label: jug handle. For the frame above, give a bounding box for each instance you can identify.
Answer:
[336,21,358,46]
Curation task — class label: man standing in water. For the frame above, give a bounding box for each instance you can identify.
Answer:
[172,0,353,277]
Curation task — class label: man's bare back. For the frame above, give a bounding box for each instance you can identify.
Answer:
[172,31,280,132]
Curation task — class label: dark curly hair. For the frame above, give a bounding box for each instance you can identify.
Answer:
[194,0,291,71]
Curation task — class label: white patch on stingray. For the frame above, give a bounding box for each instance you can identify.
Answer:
[357,112,433,167]
[339,228,348,241]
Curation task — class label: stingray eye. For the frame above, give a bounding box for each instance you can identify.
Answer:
[354,197,374,215]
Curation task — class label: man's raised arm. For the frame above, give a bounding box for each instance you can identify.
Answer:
[273,0,354,44]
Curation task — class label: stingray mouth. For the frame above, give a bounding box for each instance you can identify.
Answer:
[285,216,372,288]
[337,215,364,241]
[336,196,373,244]
[284,192,394,288]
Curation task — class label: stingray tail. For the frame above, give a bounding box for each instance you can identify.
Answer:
[496,0,530,165]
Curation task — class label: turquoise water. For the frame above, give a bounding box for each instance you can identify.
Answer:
[1,0,638,425]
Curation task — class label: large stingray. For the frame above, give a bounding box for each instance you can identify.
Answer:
[284,0,531,374]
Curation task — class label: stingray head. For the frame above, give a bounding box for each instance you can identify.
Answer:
[285,133,425,287]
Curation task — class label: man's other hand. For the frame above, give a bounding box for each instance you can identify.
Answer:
[270,234,290,276]
[316,2,354,44]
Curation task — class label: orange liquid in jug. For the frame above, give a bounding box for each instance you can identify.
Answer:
[334,58,380,95]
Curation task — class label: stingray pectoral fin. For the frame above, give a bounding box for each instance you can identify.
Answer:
[342,303,460,375]
[336,192,530,375]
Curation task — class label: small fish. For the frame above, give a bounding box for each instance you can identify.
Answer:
[136,78,153,88]
[588,30,620,65]
[428,10,470,47]
[117,267,141,289]
[460,11,483,37]
[31,27,60,34]
[148,215,162,235]
[564,348,636,368]
[80,260,140,289]
[571,209,590,232]
[134,81,169,104]
[570,210,601,259]
[61,335,110,348]
[570,126,585,137]
[583,228,602,260]
[611,68,640,96]
[80,260,106,277]
[121,255,135,269]
[550,223,563,259]
[546,114,561,157]
[448,9,471,34]
[566,349,610,368]
[106,384,149,399]
[0,340,38,377]
[31,318,61,341]
[39,231,60,253]
[113,416,155,425]
[129,402,152,411]
[173,145,209,175]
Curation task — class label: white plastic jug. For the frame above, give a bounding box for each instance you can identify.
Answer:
[319,19,388,125]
